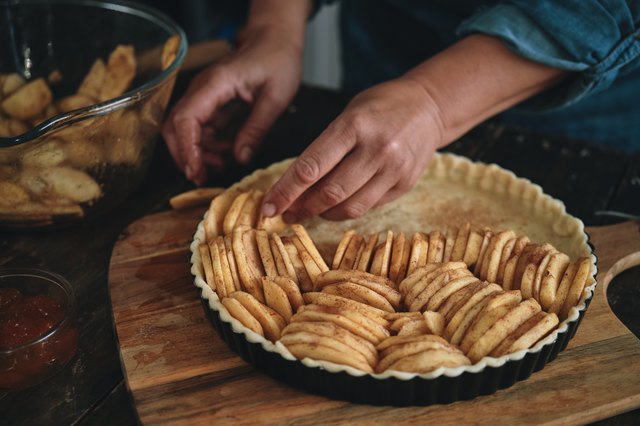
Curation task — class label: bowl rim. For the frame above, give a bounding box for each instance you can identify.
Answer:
[0,267,76,353]
[0,0,188,148]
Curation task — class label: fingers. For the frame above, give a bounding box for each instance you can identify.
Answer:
[202,152,225,172]
[304,169,417,222]
[372,162,426,209]
[162,117,208,185]
[162,68,235,184]
[161,121,183,170]
[212,99,250,130]
[263,126,429,223]
[234,85,289,165]
[261,121,355,217]
[203,140,234,154]
[175,117,206,184]
[319,172,397,221]
[285,151,379,220]
[202,138,233,173]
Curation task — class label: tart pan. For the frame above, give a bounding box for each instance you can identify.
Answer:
[190,153,597,405]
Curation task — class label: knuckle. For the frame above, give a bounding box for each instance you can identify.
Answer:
[171,110,191,129]
[320,182,347,205]
[392,169,421,196]
[379,138,404,158]
[408,168,422,187]
[269,183,295,205]
[347,111,369,134]
[239,124,266,145]
[293,156,322,185]
[261,89,288,110]
[341,201,369,220]
[395,178,413,193]
[381,144,409,172]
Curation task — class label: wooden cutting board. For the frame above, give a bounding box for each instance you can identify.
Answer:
[108,208,640,425]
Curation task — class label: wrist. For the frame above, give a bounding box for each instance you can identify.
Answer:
[245,0,311,51]
[404,34,567,143]
[396,76,447,150]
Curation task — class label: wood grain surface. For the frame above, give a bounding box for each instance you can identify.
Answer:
[108,208,640,425]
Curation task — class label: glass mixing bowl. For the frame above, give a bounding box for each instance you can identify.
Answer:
[0,0,187,229]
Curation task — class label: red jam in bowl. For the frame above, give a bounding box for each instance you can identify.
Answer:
[0,270,77,390]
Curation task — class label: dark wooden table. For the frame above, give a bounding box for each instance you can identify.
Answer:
[1,82,639,425]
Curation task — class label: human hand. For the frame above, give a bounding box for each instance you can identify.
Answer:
[261,77,445,222]
[162,26,304,185]
[261,32,568,223]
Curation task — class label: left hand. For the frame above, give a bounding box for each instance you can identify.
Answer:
[261,77,445,222]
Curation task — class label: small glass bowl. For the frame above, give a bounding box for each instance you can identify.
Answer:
[0,0,188,229]
[0,268,78,391]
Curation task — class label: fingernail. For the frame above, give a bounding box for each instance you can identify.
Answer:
[185,164,193,179]
[283,211,298,224]
[262,202,276,218]
[239,146,253,164]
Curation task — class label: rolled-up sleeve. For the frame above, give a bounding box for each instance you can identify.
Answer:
[457,1,640,110]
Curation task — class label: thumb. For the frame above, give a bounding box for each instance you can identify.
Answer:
[234,89,287,165]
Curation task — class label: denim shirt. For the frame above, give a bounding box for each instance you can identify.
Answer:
[322,0,640,152]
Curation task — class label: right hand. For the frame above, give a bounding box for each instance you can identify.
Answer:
[162,26,304,185]
[261,77,444,222]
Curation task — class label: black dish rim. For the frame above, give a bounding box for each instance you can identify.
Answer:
[197,280,594,406]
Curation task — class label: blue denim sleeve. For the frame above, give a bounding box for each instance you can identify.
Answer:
[457,1,640,110]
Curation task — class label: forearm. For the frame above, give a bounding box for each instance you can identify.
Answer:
[403,34,568,146]
[245,0,313,50]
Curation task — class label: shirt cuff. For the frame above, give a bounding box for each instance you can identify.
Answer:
[457,3,640,111]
